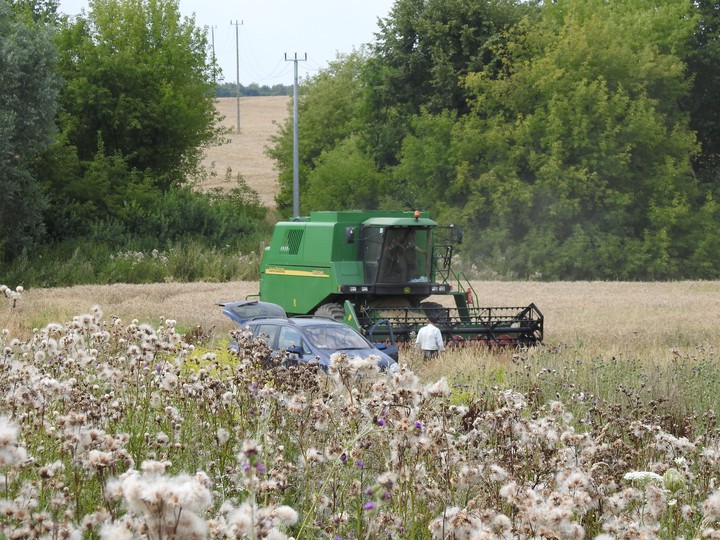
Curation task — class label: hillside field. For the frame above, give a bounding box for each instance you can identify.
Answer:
[200,96,290,207]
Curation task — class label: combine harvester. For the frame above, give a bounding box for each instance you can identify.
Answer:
[258,210,543,347]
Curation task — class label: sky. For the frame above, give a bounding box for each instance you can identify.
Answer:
[56,0,397,86]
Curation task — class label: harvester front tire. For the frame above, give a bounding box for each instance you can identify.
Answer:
[315,303,345,322]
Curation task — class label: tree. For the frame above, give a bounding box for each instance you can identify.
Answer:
[53,0,222,192]
[303,137,387,211]
[364,0,534,167]
[685,0,720,188]
[0,0,60,261]
[451,0,701,278]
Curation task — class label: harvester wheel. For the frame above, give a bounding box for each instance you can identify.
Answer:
[315,303,345,322]
[420,301,449,324]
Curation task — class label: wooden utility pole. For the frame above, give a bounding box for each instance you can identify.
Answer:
[285,53,307,218]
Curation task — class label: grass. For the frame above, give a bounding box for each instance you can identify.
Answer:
[1,281,720,538]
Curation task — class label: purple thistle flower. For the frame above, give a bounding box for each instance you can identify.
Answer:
[255,462,266,474]
[356,460,365,468]
[363,502,375,510]
[340,453,347,462]
[377,418,385,427]
[415,421,424,431]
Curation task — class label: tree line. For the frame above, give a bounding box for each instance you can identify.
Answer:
[269,0,720,280]
[2,0,720,284]
[215,82,292,97]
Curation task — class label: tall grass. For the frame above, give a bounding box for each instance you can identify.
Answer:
[2,241,264,287]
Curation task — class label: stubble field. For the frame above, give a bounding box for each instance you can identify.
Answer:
[5,279,720,360]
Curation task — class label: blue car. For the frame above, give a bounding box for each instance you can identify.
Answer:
[220,304,398,373]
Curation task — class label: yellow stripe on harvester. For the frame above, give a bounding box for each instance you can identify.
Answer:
[265,267,330,278]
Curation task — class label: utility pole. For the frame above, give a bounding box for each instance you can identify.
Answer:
[231,20,243,134]
[285,52,306,218]
[209,25,217,85]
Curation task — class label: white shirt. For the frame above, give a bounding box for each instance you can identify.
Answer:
[415,323,445,352]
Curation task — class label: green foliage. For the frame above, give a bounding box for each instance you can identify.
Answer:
[1,239,264,287]
[53,0,222,191]
[449,0,701,279]
[303,137,388,211]
[0,0,275,287]
[363,0,534,167]
[0,0,60,261]
[685,0,720,187]
[0,180,269,286]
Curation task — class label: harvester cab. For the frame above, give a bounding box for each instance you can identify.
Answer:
[259,210,543,348]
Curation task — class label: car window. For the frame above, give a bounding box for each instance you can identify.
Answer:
[305,324,370,350]
[228,302,286,321]
[278,326,306,353]
[253,324,280,347]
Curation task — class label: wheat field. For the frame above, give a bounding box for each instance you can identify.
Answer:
[200,96,290,207]
[5,280,720,362]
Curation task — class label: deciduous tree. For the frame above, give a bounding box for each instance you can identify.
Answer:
[0,0,60,260]
[54,0,222,192]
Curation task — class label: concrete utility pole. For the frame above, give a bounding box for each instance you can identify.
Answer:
[210,25,217,85]
[285,52,307,219]
[231,20,243,134]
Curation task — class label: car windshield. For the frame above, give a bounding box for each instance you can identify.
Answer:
[303,324,372,350]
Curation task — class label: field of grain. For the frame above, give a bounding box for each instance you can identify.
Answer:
[200,96,290,207]
[5,280,720,361]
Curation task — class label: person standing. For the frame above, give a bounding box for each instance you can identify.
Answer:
[415,318,445,359]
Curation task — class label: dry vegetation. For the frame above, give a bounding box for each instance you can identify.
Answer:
[5,280,720,362]
[2,280,720,539]
[200,96,290,207]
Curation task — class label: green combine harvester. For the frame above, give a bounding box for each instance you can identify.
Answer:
[259,210,543,347]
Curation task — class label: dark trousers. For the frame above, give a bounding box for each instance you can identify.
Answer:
[423,350,438,359]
